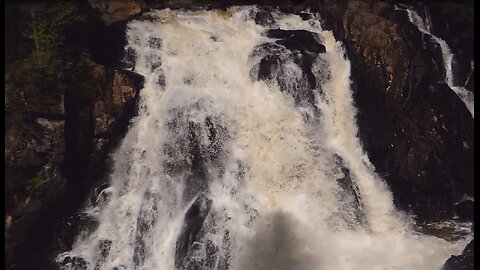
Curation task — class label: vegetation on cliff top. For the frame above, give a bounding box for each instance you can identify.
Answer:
[5,1,97,209]
[5,1,89,130]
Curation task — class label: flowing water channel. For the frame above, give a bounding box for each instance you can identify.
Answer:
[57,7,471,270]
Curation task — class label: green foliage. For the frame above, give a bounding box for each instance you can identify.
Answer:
[23,1,86,54]
[5,52,62,129]
[5,1,91,130]
[26,171,45,197]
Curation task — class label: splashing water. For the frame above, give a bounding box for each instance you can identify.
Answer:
[57,7,470,270]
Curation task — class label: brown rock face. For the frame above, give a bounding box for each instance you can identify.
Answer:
[343,2,409,109]
[5,58,143,269]
[315,0,473,222]
[88,62,144,165]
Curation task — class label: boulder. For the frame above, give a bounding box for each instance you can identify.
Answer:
[443,239,474,270]
[251,24,326,111]
[175,194,213,269]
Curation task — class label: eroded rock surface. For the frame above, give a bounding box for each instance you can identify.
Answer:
[314,0,473,223]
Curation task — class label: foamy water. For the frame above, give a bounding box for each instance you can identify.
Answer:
[57,7,471,270]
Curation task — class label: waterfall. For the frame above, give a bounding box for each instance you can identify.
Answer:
[395,5,474,117]
[57,7,470,270]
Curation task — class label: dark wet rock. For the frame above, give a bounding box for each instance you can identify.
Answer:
[147,36,162,49]
[54,214,99,253]
[423,35,450,79]
[335,162,367,228]
[313,0,473,223]
[297,11,313,20]
[94,240,113,270]
[424,1,473,79]
[183,126,210,202]
[443,239,474,270]
[99,240,112,257]
[464,68,474,93]
[146,52,162,71]
[251,29,325,110]
[266,29,326,54]
[164,108,228,203]
[253,43,317,107]
[175,193,213,269]
[451,54,472,87]
[175,211,231,270]
[61,256,88,270]
[254,9,275,26]
[123,47,138,69]
[454,200,474,221]
[90,182,112,207]
[85,66,144,186]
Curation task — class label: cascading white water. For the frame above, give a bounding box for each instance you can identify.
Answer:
[57,7,470,270]
[395,5,474,117]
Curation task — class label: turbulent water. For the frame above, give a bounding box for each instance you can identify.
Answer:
[57,7,470,270]
[395,5,475,117]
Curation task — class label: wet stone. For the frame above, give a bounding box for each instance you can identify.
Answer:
[443,239,474,270]
[94,239,112,270]
[175,193,213,269]
[91,182,111,207]
[54,214,99,252]
[123,47,137,69]
[61,256,88,270]
[454,200,474,221]
[147,36,162,49]
[254,10,275,26]
[266,29,326,54]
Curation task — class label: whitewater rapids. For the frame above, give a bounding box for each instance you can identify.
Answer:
[57,7,470,270]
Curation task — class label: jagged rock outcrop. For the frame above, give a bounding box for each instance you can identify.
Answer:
[312,0,474,223]
[250,27,326,111]
[5,60,143,269]
[443,239,474,270]
[89,62,144,165]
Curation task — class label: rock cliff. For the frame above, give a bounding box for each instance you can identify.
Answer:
[4,0,473,269]
[5,2,144,268]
